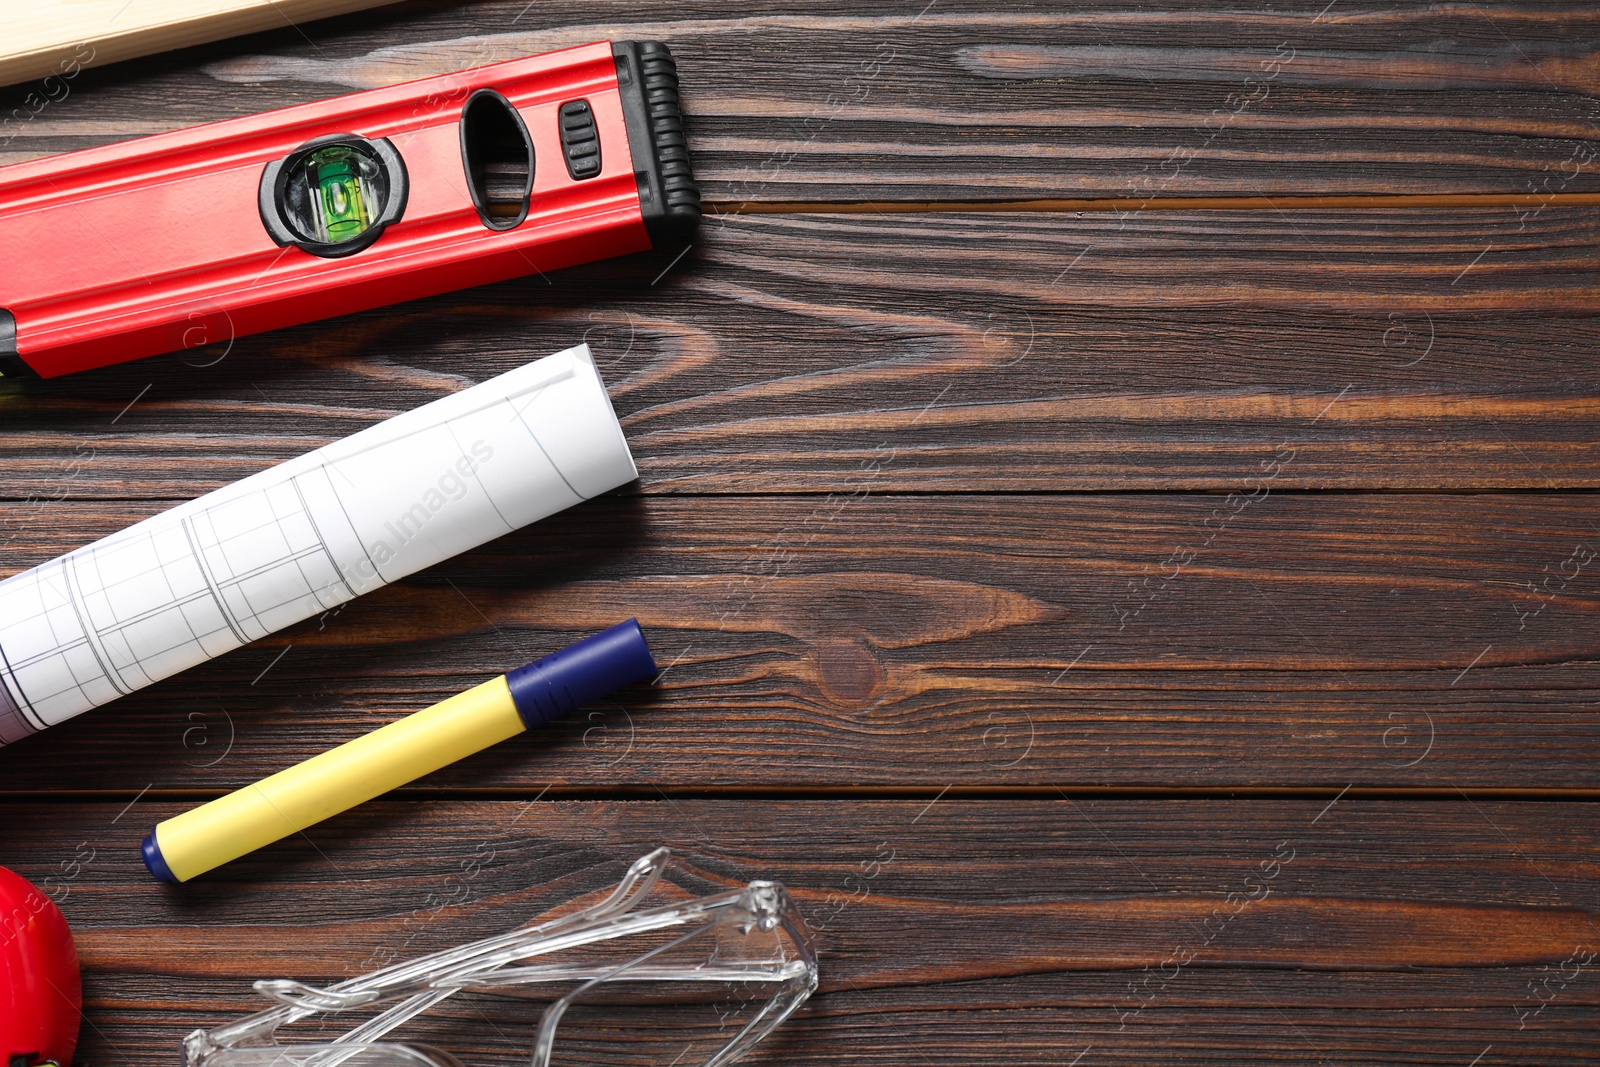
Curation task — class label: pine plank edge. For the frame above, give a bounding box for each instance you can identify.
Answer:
[1,0,401,90]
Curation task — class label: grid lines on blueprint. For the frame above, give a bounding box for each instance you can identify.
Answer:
[0,474,355,743]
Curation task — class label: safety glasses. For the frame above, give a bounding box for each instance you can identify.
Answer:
[183,849,818,1067]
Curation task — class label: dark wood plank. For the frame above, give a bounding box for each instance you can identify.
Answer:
[4,207,1600,497]
[4,6,1597,1067]
[3,493,1595,792]
[6,799,1600,1064]
[4,2,1599,199]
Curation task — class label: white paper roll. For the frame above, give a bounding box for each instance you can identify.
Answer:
[0,344,636,744]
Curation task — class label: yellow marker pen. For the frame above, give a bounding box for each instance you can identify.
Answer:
[142,620,657,883]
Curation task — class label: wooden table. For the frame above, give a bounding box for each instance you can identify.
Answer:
[4,2,1599,1063]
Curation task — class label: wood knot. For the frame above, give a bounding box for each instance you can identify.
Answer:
[813,638,884,707]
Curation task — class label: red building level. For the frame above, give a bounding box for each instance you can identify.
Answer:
[0,40,698,378]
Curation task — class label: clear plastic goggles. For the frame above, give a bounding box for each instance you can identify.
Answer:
[183,849,818,1067]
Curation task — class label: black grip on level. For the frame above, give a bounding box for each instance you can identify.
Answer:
[613,41,700,248]
[559,100,603,180]
[0,308,35,378]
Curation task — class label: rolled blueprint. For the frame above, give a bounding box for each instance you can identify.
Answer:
[0,344,635,746]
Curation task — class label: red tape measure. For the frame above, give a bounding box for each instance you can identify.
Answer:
[0,866,80,1067]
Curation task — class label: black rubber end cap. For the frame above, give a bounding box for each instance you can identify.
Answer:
[613,41,701,248]
[0,308,36,379]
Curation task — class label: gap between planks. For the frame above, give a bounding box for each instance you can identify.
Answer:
[7,785,1600,804]
[715,191,1600,214]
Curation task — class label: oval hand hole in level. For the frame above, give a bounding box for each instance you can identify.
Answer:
[460,89,534,230]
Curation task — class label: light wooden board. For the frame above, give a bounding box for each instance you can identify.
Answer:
[0,0,399,88]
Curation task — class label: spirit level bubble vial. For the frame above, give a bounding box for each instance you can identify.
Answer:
[0,41,698,378]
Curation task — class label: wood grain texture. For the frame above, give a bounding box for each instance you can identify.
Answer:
[2,494,1594,793]
[4,207,1600,497]
[2,4,1599,1064]
[5,800,1600,1065]
[2,1,1598,198]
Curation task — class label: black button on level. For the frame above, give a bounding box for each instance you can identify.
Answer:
[558,99,601,180]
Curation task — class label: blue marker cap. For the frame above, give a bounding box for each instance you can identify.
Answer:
[506,618,658,728]
[142,829,178,884]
